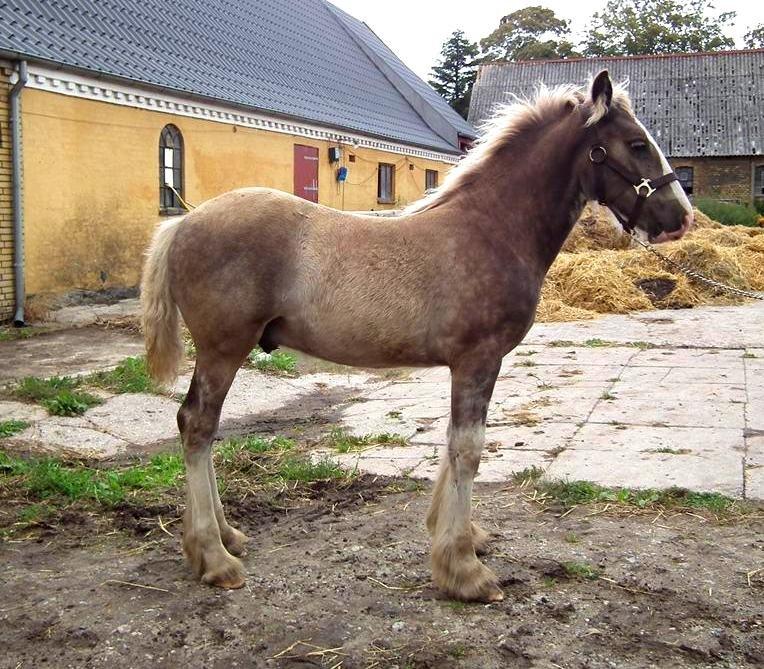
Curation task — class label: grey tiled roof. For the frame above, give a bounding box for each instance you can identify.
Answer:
[0,0,474,152]
[469,51,764,157]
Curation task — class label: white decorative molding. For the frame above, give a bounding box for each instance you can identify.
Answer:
[25,65,461,165]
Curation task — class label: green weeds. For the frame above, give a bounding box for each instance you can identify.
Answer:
[0,451,184,505]
[323,428,408,453]
[248,347,298,375]
[562,561,601,580]
[11,376,102,416]
[533,479,741,514]
[87,356,156,394]
[0,420,29,438]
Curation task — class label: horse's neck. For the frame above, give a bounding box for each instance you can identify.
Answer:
[441,116,587,274]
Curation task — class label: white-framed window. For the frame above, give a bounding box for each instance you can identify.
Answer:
[159,125,184,212]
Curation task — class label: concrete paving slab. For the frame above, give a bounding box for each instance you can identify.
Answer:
[86,394,181,445]
[0,327,144,382]
[746,437,764,499]
[545,447,742,497]
[629,348,745,369]
[0,400,49,423]
[567,424,744,456]
[590,382,746,429]
[8,421,129,459]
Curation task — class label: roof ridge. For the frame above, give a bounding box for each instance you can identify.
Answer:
[484,48,764,67]
[323,1,475,145]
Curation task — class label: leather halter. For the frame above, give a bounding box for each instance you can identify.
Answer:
[589,144,679,233]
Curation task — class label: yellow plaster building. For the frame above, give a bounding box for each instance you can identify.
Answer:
[0,1,474,322]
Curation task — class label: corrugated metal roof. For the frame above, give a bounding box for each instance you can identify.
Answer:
[469,50,764,157]
[0,0,474,152]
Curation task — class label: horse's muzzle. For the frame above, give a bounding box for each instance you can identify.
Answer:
[650,213,692,244]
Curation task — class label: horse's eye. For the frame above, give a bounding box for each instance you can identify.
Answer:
[630,141,648,152]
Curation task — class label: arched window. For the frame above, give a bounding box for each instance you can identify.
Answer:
[159,125,184,212]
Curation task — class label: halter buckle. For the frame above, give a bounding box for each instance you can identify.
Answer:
[634,178,656,198]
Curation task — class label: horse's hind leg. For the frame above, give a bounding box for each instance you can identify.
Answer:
[208,457,248,556]
[178,344,253,588]
[429,355,503,602]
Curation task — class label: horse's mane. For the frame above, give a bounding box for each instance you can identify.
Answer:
[405,80,632,215]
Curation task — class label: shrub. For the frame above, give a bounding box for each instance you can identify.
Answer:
[695,198,759,227]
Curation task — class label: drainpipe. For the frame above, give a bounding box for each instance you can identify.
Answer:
[10,60,28,326]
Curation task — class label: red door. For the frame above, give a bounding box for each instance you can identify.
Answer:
[294,145,319,202]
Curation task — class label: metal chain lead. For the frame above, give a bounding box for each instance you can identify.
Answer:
[629,232,764,301]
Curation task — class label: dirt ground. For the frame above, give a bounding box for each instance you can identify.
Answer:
[2,477,762,669]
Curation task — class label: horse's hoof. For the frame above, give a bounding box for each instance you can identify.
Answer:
[471,522,491,556]
[201,555,246,589]
[222,527,249,557]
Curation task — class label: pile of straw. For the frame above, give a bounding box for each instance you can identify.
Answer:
[537,205,764,322]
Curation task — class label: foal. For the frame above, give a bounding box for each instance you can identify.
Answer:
[142,71,692,602]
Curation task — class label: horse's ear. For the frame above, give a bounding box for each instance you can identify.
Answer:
[588,70,613,126]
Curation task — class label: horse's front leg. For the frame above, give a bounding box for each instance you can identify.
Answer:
[427,354,503,602]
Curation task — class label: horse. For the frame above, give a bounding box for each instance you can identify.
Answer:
[141,71,692,602]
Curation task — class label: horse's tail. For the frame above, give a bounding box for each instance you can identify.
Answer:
[141,216,184,387]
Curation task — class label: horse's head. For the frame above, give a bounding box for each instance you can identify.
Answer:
[579,71,693,243]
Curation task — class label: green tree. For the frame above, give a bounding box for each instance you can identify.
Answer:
[480,6,579,62]
[429,30,480,119]
[583,0,736,56]
[744,25,764,48]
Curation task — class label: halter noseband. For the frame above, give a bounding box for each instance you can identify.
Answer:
[588,144,679,232]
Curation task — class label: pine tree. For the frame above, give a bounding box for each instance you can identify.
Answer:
[429,30,479,119]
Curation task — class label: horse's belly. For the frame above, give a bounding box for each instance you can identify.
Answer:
[266,312,444,369]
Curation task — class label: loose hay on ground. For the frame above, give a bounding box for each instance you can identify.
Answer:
[536,207,763,322]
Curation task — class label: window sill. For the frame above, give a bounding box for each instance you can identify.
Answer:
[377,199,396,205]
[159,207,187,216]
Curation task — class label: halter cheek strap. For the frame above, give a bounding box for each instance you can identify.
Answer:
[589,145,679,233]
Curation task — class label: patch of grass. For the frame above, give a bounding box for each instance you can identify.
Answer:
[17,502,52,525]
[743,352,757,359]
[652,447,691,455]
[11,376,102,416]
[42,390,102,416]
[248,347,298,375]
[564,532,580,544]
[216,434,295,464]
[600,391,617,401]
[629,341,658,350]
[87,356,156,394]
[324,428,408,453]
[562,561,601,580]
[386,410,402,420]
[511,465,545,484]
[515,350,537,357]
[696,198,759,227]
[0,326,50,342]
[583,338,611,347]
[514,359,537,367]
[548,339,657,350]
[537,382,554,391]
[0,451,184,505]
[277,455,349,482]
[536,479,741,514]
[0,419,29,438]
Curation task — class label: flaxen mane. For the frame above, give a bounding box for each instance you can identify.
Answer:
[406,81,632,215]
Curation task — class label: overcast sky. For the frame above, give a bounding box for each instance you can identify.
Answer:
[330,1,764,80]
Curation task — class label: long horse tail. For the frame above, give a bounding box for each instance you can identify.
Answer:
[141,216,184,386]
